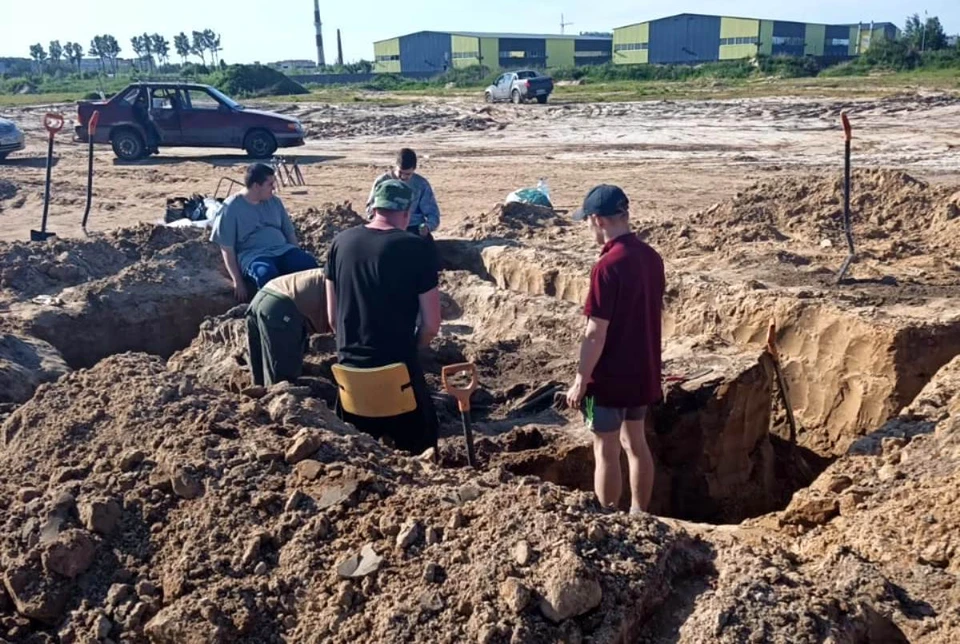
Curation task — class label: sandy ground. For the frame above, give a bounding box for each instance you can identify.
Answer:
[1,91,959,244]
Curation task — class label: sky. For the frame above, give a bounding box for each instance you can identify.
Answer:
[1,0,958,65]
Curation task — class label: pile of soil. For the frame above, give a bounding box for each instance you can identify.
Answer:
[298,105,499,140]
[449,202,568,242]
[694,169,960,255]
[0,179,18,201]
[293,203,365,261]
[1,353,925,643]
[0,225,204,302]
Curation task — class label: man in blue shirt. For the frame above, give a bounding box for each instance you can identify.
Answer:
[365,148,441,239]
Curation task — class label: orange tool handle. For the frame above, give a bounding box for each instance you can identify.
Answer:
[841,112,852,143]
[442,363,479,413]
[88,111,100,136]
[43,112,65,136]
[765,321,780,361]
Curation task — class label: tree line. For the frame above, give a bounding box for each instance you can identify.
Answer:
[26,30,223,76]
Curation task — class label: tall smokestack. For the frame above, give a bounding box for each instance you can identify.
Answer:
[336,29,343,66]
[314,0,326,67]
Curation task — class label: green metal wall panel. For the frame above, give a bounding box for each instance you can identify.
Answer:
[479,37,499,70]
[546,38,575,68]
[720,17,759,38]
[804,24,826,56]
[612,23,649,65]
[373,38,401,73]
[759,20,774,55]
[849,25,860,55]
[719,17,759,60]
[452,35,480,68]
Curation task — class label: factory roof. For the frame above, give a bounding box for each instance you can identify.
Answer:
[614,13,899,31]
[374,30,612,44]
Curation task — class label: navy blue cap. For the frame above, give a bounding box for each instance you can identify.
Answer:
[572,185,629,221]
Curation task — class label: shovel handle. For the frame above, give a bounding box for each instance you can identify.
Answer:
[442,362,478,413]
[765,321,780,362]
[88,111,101,136]
[841,112,852,143]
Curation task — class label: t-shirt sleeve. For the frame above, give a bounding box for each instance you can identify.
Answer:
[324,238,338,282]
[209,204,236,248]
[584,263,615,320]
[415,239,440,294]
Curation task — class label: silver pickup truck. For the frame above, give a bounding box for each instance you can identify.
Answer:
[484,70,554,104]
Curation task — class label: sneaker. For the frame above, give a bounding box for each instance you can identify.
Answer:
[629,506,644,516]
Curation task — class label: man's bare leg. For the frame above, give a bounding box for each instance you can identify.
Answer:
[620,418,654,512]
[593,430,622,508]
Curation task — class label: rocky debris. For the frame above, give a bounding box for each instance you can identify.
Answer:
[286,429,324,464]
[780,494,840,528]
[0,179,18,201]
[500,577,532,614]
[515,540,533,567]
[396,519,424,550]
[3,560,70,625]
[0,332,70,404]
[448,201,565,243]
[41,529,98,579]
[79,498,122,535]
[537,550,602,623]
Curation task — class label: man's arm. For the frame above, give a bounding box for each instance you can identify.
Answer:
[279,201,298,246]
[566,316,610,408]
[417,287,441,348]
[418,179,441,232]
[325,278,337,336]
[220,247,248,302]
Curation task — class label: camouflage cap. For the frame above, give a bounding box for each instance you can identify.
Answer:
[372,179,413,212]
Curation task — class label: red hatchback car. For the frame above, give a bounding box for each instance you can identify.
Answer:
[75,82,305,161]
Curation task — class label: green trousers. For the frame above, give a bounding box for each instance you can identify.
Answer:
[246,289,308,387]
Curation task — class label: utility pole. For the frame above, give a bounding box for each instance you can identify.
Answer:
[560,13,573,35]
[336,29,343,66]
[314,0,326,67]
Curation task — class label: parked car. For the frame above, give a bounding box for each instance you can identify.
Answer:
[74,82,305,161]
[485,70,554,104]
[0,117,25,161]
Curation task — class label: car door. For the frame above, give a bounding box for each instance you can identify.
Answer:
[148,88,184,145]
[492,74,507,101]
[499,73,515,100]
[180,88,239,148]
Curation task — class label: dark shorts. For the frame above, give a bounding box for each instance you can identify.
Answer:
[582,396,647,434]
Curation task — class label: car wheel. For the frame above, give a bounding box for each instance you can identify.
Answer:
[536,95,548,104]
[511,90,522,105]
[111,129,145,161]
[245,130,278,159]
[484,92,493,104]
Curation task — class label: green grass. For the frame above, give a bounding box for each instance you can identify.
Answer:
[1,66,957,110]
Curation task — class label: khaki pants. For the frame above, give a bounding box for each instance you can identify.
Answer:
[246,289,308,387]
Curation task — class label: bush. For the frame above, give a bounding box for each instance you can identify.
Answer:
[207,64,308,97]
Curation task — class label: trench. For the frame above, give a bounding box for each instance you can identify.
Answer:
[5,229,958,529]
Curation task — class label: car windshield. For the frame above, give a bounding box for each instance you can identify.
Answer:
[516,71,539,79]
[206,87,243,110]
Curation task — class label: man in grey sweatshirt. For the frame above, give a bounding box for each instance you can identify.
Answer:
[365,148,441,239]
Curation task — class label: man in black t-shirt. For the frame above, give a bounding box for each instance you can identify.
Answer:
[324,179,441,455]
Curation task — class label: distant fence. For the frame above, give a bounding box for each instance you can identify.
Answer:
[293,71,440,85]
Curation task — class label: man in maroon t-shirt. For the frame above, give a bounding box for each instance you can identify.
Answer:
[565,185,665,513]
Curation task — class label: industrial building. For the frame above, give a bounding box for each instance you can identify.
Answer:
[612,14,899,65]
[373,31,612,74]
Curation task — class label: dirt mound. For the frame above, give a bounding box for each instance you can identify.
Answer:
[695,169,960,255]
[0,332,69,405]
[293,202,365,261]
[0,225,205,303]
[447,202,567,242]
[297,104,499,140]
[0,179,18,202]
[1,353,917,643]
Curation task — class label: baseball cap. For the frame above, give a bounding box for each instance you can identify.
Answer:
[372,179,413,211]
[572,185,629,222]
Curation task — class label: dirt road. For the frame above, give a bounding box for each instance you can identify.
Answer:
[1,91,958,243]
